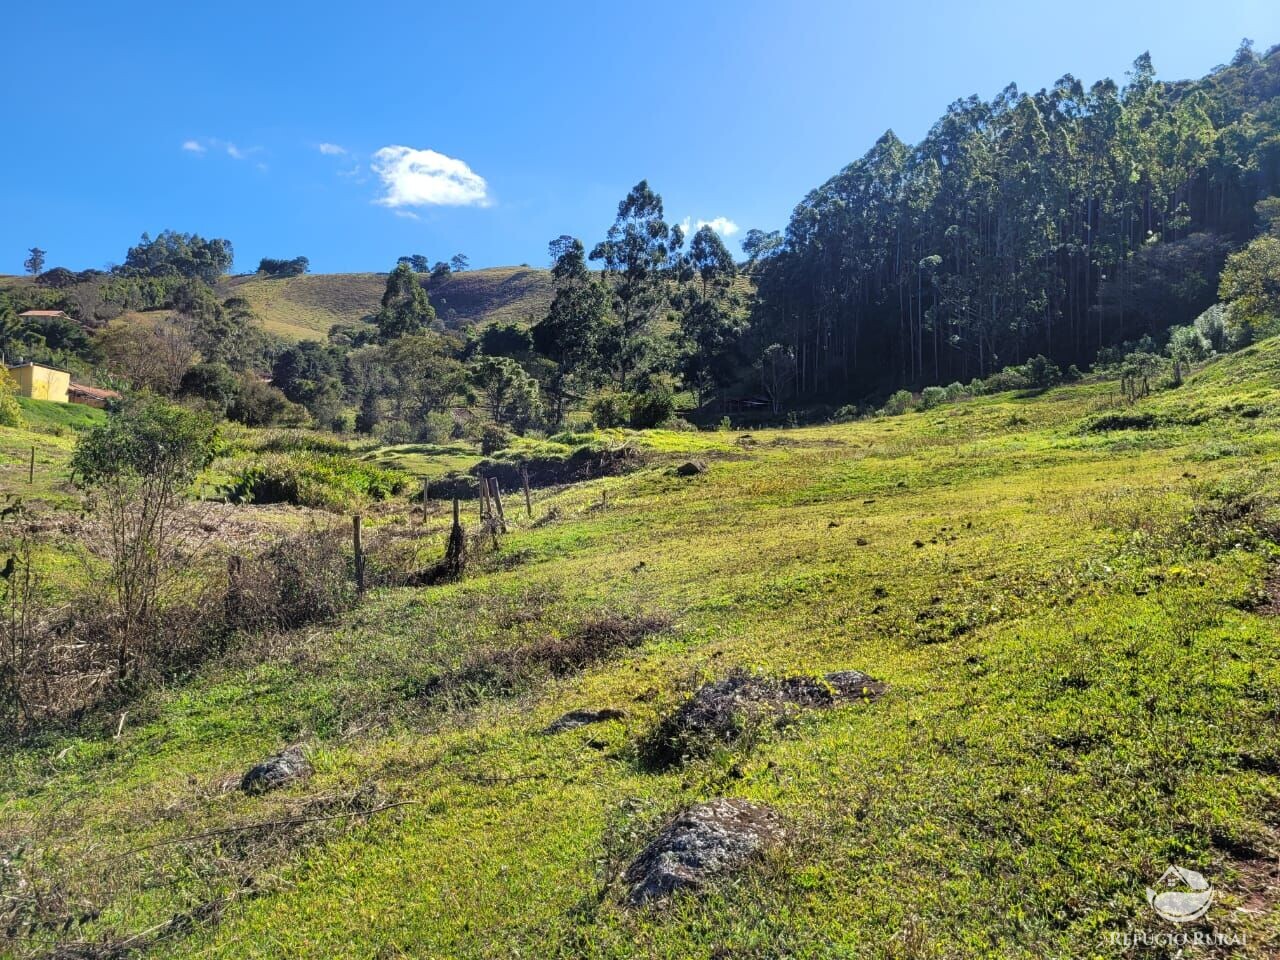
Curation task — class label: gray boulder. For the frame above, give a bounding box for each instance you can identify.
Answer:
[674,459,707,477]
[543,707,626,734]
[240,745,312,794]
[623,798,785,906]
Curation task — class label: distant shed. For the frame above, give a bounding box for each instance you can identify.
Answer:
[6,362,71,403]
[68,382,121,409]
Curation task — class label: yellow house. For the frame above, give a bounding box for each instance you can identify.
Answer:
[6,362,71,404]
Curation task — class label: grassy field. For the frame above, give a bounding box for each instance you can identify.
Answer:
[218,267,554,342]
[3,344,1280,957]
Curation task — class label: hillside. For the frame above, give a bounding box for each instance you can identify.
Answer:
[5,338,1280,957]
[219,266,554,341]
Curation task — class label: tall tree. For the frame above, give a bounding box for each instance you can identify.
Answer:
[532,236,611,423]
[590,181,680,389]
[376,262,437,341]
[23,248,46,276]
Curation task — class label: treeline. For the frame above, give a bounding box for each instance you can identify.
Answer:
[748,41,1280,401]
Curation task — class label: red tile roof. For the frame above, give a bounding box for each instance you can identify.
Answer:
[68,383,121,401]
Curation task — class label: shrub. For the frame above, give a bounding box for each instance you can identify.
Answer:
[228,452,407,511]
[71,398,219,679]
[881,389,912,416]
[228,527,355,632]
[944,381,967,401]
[919,386,947,410]
[228,375,292,427]
[832,404,862,423]
[590,392,632,428]
[629,385,675,429]
[0,371,22,428]
[1022,355,1062,389]
[481,423,512,455]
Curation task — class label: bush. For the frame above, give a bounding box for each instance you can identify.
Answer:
[228,527,355,632]
[881,390,912,416]
[944,381,967,401]
[919,386,947,410]
[227,452,407,511]
[228,375,293,427]
[629,385,675,429]
[481,423,512,455]
[590,392,632,429]
[1022,355,1062,389]
[0,371,22,428]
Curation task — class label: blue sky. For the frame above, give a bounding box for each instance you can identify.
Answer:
[2,0,1275,275]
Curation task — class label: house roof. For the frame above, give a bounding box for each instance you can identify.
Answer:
[68,382,121,401]
[7,361,72,375]
[18,310,68,317]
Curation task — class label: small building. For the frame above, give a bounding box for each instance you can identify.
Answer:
[68,382,121,409]
[6,362,70,404]
[17,310,71,321]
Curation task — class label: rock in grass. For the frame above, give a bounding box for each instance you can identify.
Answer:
[241,745,312,794]
[623,798,785,906]
[638,668,886,770]
[543,707,626,734]
[674,459,707,477]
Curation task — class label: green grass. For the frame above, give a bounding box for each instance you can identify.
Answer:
[4,345,1280,957]
[15,395,107,433]
[218,267,554,342]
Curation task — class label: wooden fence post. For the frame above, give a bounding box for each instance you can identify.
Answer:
[28,446,34,484]
[521,467,532,519]
[489,478,507,532]
[352,515,365,599]
[444,497,466,576]
[421,480,429,523]
[478,476,491,521]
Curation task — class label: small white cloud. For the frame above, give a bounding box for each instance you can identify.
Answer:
[371,145,490,208]
[182,140,206,153]
[679,216,740,238]
[699,216,739,236]
[225,142,246,160]
[318,142,346,155]
[393,210,422,221]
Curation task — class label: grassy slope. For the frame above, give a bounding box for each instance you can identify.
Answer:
[5,347,1280,957]
[219,267,553,342]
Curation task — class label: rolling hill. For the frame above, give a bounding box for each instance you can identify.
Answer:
[218,266,555,341]
[6,337,1280,956]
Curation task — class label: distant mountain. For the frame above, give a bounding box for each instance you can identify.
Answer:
[218,266,554,341]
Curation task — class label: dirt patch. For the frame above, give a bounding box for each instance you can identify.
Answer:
[543,707,626,734]
[638,668,886,770]
[430,444,648,499]
[412,611,673,706]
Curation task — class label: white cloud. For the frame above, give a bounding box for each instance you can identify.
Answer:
[678,216,740,238]
[393,210,421,221]
[699,216,739,237]
[371,145,490,208]
[318,142,346,155]
[182,138,260,162]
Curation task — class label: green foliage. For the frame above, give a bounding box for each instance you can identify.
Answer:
[120,230,234,284]
[918,385,947,410]
[628,383,675,428]
[470,356,542,432]
[589,391,631,428]
[881,389,912,416]
[228,375,295,427]
[376,262,437,341]
[71,396,217,487]
[0,370,22,427]
[257,256,310,278]
[227,452,407,511]
[1220,234,1280,340]
[179,362,240,414]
